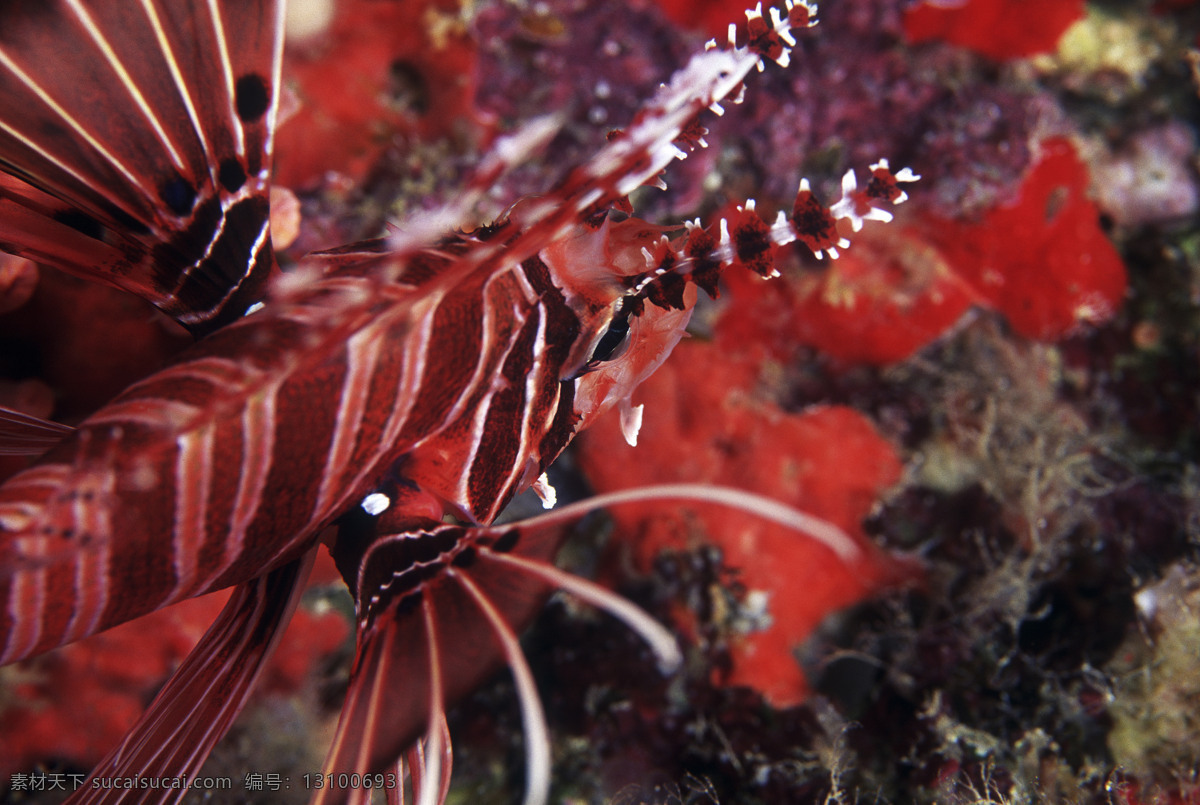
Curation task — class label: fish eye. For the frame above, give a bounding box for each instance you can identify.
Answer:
[586,305,633,367]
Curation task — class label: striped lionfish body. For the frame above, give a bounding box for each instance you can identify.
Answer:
[0,1,915,802]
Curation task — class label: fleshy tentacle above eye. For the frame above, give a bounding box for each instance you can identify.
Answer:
[0,0,286,334]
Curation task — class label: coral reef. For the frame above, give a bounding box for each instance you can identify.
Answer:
[446,0,1200,802]
[1,0,1198,803]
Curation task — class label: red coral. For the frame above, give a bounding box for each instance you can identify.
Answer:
[904,0,1085,61]
[720,221,976,365]
[0,592,227,777]
[718,138,1126,365]
[922,137,1128,340]
[275,0,486,190]
[576,341,918,707]
[575,139,1125,707]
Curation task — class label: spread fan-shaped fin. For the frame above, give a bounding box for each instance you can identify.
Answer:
[319,515,560,800]
[321,500,685,805]
[0,0,285,334]
[321,483,866,804]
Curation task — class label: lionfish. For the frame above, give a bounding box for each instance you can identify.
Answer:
[0,1,915,802]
